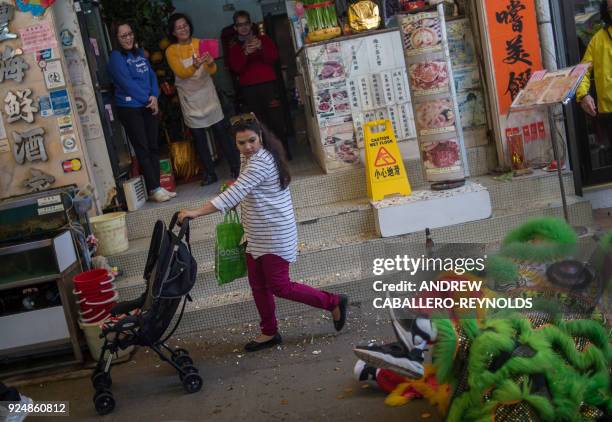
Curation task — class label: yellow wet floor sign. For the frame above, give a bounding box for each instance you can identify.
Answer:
[364,120,411,201]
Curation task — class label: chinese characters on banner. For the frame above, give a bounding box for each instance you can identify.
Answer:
[485,0,542,114]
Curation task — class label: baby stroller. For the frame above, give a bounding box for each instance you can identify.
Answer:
[91,213,200,415]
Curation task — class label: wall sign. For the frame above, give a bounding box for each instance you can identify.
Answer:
[0,4,17,43]
[484,0,542,114]
[62,158,82,173]
[59,29,74,47]
[19,21,57,53]
[50,89,70,115]
[0,47,29,83]
[24,168,55,192]
[60,133,78,154]
[38,95,52,117]
[5,89,38,123]
[42,59,66,89]
[12,127,46,164]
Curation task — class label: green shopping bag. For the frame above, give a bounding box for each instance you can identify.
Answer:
[215,209,247,285]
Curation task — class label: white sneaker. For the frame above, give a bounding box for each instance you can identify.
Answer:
[160,187,177,198]
[6,394,33,422]
[150,189,171,203]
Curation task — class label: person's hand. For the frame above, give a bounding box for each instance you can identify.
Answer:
[146,96,158,115]
[580,94,597,117]
[250,37,262,50]
[201,52,214,66]
[178,209,200,224]
[192,54,206,68]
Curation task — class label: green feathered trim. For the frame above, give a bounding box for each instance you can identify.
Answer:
[500,217,577,261]
[600,231,612,252]
[444,315,611,421]
[432,319,458,383]
[485,255,519,286]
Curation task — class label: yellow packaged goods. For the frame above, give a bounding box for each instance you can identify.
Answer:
[307,27,342,43]
[348,0,381,32]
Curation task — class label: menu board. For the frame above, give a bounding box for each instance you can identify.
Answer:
[305,30,417,172]
[511,64,590,109]
[399,8,468,182]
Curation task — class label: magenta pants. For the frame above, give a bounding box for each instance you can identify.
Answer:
[246,253,340,336]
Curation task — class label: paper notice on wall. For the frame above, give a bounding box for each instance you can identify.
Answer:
[0,138,9,153]
[64,47,85,85]
[19,21,57,53]
[38,95,53,117]
[50,89,71,115]
[57,115,73,134]
[43,59,66,90]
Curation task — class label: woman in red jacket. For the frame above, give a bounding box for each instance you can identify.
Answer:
[228,11,287,152]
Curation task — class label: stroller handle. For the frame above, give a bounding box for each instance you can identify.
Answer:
[169,211,192,230]
[169,211,192,248]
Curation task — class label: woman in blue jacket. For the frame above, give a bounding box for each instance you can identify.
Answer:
[108,21,175,202]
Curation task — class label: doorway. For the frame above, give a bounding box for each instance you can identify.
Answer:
[557,0,612,187]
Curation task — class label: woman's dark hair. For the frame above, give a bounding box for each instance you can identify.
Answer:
[167,13,194,44]
[233,10,251,24]
[601,1,611,26]
[111,20,140,56]
[231,119,291,190]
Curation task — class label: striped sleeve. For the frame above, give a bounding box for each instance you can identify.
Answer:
[210,155,271,212]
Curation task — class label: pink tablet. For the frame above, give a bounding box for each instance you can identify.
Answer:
[199,39,220,59]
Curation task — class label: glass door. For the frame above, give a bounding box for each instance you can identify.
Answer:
[559,0,612,186]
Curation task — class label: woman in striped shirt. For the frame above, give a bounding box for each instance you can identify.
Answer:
[178,114,348,352]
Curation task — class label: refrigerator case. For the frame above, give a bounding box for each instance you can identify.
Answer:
[301,29,417,173]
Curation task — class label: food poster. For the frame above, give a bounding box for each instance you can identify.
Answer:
[420,138,463,177]
[307,42,346,82]
[399,8,468,182]
[320,122,360,169]
[453,67,481,92]
[415,99,456,136]
[457,90,486,128]
[400,12,442,56]
[408,60,450,96]
[446,19,476,68]
[314,84,351,120]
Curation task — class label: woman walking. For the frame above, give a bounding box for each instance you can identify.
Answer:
[166,13,241,185]
[108,21,175,203]
[178,114,347,351]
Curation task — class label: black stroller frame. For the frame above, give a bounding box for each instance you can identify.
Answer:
[91,213,201,415]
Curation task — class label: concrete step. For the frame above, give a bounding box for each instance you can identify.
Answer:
[123,144,498,240]
[111,171,577,278]
[109,198,376,279]
[114,195,593,330]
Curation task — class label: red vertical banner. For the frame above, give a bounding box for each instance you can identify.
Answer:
[485,0,543,114]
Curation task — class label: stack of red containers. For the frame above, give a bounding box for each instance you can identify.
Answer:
[73,269,118,324]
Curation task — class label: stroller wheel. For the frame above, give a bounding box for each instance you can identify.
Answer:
[178,364,198,381]
[172,348,190,360]
[92,371,112,390]
[182,373,203,393]
[175,355,193,367]
[93,390,115,415]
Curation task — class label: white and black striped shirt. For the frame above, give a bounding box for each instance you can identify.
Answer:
[211,148,298,262]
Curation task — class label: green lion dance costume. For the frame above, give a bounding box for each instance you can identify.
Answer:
[355,218,611,421]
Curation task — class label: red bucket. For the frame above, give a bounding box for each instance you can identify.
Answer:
[73,269,110,288]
